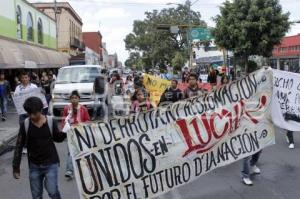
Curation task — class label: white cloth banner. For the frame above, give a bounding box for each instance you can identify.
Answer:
[68,68,275,199]
[271,69,300,131]
[12,88,48,115]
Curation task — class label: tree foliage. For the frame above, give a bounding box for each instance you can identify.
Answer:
[171,52,186,72]
[124,1,206,70]
[213,0,290,72]
[124,52,143,70]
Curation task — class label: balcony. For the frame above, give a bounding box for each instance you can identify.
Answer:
[70,37,80,48]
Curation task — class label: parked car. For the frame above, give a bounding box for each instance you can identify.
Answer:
[50,65,105,117]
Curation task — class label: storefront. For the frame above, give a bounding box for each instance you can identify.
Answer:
[0,37,69,87]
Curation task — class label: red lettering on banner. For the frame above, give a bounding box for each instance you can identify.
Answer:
[176,95,267,157]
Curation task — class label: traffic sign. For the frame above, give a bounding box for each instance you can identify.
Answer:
[189,28,213,41]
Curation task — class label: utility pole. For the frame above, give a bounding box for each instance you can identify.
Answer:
[187,0,192,68]
[54,0,58,50]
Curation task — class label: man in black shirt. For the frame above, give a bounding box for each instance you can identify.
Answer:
[159,79,183,106]
[183,73,203,99]
[12,97,68,199]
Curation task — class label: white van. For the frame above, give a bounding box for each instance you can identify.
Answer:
[50,65,104,117]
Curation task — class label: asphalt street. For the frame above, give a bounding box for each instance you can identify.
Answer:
[0,127,299,199]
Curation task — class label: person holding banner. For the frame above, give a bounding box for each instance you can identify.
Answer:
[183,73,203,99]
[62,90,90,179]
[241,151,262,185]
[12,97,68,199]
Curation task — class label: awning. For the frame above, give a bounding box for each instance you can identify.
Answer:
[0,37,69,69]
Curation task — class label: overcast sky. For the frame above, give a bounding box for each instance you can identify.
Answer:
[28,0,300,63]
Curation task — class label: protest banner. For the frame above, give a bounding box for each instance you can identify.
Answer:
[68,68,275,199]
[143,74,171,106]
[12,88,48,115]
[271,69,300,131]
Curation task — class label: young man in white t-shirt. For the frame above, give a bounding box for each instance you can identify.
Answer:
[14,72,38,123]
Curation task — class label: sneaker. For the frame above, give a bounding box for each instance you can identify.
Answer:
[1,116,6,121]
[242,177,253,186]
[289,143,295,149]
[65,171,73,179]
[251,165,261,174]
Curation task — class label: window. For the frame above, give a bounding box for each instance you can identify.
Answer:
[26,12,34,41]
[16,6,22,39]
[37,18,43,44]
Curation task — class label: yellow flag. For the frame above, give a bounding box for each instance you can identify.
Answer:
[143,74,171,106]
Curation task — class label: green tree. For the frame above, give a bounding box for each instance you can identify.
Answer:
[125,52,143,70]
[172,52,185,72]
[124,1,206,69]
[213,0,290,73]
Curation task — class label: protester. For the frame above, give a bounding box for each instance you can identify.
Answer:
[13,76,21,91]
[14,71,38,123]
[49,70,56,81]
[131,88,152,113]
[125,75,135,94]
[159,79,183,105]
[0,71,11,121]
[41,73,52,114]
[109,73,124,95]
[182,67,190,83]
[62,90,90,179]
[241,151,262,186]
[183,73,203,99]
[131,74,144,101]
[221,75,230,85]
[286,131,294,149]
[93,74,107,120]
[12,97,67,199]
[230,68,235,81]
[207,66,217,86]
[31,72,40,87]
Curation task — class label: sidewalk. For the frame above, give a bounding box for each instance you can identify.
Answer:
[0,104,19,153]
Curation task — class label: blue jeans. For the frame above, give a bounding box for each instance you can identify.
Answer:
[242,150,262,178]
[0,96,8,116]
[29,163,62,199]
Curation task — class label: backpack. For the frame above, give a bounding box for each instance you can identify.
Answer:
[114,82,123,95]
[24,115,53,137]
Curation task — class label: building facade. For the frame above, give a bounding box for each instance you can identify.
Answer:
[33,2,84,57]
[82,31,103,65]
[102,42,109,68]
[270,34,300,72]
[108,53,118,69]
[0,0,68,69]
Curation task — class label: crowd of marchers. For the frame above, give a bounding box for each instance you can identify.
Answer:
[0,65,297,199]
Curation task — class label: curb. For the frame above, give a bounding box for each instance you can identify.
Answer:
[0,129,18,155]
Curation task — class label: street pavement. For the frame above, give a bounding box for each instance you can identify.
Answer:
[0,104,19,154]
[0,119,299,199]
